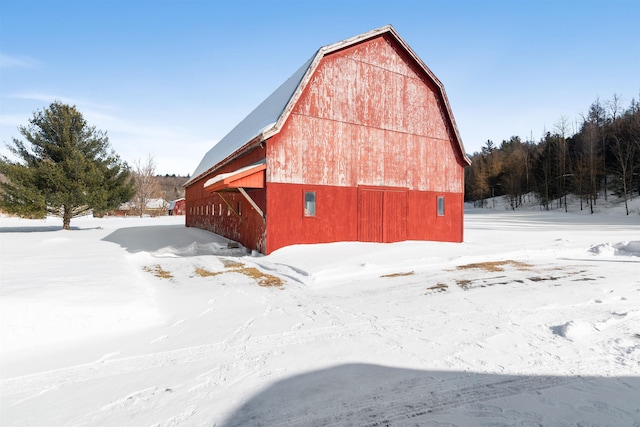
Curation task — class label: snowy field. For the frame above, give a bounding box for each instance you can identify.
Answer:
[1,198,639,426]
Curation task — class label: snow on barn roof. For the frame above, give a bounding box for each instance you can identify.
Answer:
[185,25,469,187]
[185,56,314,186]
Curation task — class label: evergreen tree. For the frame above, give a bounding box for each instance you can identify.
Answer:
[533,132,562,210]
[500,136,529,209]
[0,101,135,229]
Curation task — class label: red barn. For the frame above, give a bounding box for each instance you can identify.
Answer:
[184,25,471,254]
[169,198,186,216]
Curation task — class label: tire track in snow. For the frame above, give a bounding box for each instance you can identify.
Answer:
[0,315,434,400]
[359,375,571,427]
[223,372,575,426]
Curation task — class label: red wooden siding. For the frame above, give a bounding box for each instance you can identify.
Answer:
[406,191,464,242]
[268,34,465,194]
[265,183,357,253]
[265,183,461,254]
[383,189,408,242]
[357,188,384,242]
[185,146,267,252]
[356,187,407,243]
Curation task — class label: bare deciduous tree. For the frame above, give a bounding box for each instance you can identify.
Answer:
[554,116,571,212]
[132,154,163,217]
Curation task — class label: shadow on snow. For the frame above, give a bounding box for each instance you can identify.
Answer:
[101,224,247,257]
[220,363,639,426]
[0,225,88,233]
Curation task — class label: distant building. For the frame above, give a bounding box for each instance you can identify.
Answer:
[184,25,470,254]
[169,198,186,216]
[109,198,169,217]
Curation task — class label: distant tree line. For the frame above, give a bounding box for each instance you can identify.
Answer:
[157,173,188,201]
[465,94,640,215]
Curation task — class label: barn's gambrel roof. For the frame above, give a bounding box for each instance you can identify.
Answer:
[185,25,470,187]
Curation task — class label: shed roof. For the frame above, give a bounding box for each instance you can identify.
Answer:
[185,25,470,187]
[203,159,267,192]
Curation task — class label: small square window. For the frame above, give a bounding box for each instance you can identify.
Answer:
[304,191,316,217]
[437,196,445,216]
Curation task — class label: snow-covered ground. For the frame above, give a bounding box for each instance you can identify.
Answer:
[1,197,639,426]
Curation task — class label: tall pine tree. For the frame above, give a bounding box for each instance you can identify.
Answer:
[0,101,135,229]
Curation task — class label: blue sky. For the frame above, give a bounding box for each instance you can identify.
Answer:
[1,0,638,175]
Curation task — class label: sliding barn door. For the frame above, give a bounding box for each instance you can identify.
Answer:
[357,187,407,243]
[383,189,407,242]
[358,188,384,242]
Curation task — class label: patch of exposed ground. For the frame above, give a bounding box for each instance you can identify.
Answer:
[194,268,222,278]
[195,259,283,287]
[145,259,283,287]
[456,260,533,272]
[381,271,415,278]
[222,260,244,269]
[425,261,597,293]
[234,266,283,287]
[426,283,448,293]
[143,265,173,279]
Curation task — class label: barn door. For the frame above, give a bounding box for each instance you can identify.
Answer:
[357,188,407,243]
[358,188,384,242]
[383,189,407,242]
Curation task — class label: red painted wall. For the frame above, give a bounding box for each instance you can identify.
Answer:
[185,146,267,252]
[265,182,462,254]
[269,34,465,194]
[406,191,464,242]
[265,183,357,253]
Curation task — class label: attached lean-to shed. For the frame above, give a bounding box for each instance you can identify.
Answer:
[184,25,471,254]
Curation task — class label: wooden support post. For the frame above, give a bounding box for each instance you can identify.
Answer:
[217,193,240,218]
[238,187,265,219]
